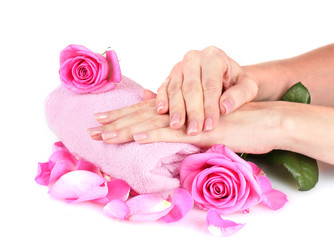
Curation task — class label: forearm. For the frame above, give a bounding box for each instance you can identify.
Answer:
[243,43,334,106]
[276,102,334,164]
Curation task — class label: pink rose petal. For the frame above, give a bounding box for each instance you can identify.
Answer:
[106,50,121,83]
[35,161,56,186]
[126,194,174,222]
[52,141,68,152]
[103,200,130,220]
[206,209,245,237]
[48,150,77,183]
[49,170,108,203]
[95,179,131,205]
[161,188,194,223]
[258,176,287,210]
[77,159,101,174]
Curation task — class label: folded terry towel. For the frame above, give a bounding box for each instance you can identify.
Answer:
[45,76,200,195]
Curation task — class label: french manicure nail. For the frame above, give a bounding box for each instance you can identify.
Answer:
[102,131,117,140]
[94,112,109,120]
[133,132,147,141]
[87,127,102,136]
[157,102,164,113]
[204,117,213,131]
[187,120,198,135]
[170,114,181,128]
[222,99,233,115]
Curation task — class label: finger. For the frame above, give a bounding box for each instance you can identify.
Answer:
[102,114,170,144]
[156,77,170,114]
[167,72,186,129]
[133,126,201,144]
[182,51,204,135]
[93,99,155,124]
[100,106,156,134]
[219,76,258,114]
[143,89,157,100]
[201,55,224,131]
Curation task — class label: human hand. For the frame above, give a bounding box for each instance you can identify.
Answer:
[89,100,282,155]
[155,46,258,135]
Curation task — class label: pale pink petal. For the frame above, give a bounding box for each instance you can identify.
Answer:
[161,188,194,223]
[35,161,55,186]
[49,170,108,203]
[258,176,287,210]
[103,199,130,220]
[48,150,77,183]
[126,194,174,222]
[77,159,100,174]
[95,179,131,205]
[206,209,245,237]
[106,50,122,83]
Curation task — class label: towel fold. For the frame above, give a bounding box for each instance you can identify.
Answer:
[45,76,200,195]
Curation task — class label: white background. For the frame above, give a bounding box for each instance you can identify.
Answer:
[1,0,334,239]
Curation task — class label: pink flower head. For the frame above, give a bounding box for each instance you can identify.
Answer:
[180,145,287,215]
[59,44,121,94]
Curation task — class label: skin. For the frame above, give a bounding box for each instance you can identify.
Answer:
[88,44,334,165]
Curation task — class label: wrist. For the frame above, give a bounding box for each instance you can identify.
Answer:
[242,60,293,102]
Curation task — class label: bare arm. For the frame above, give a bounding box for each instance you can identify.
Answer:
[244,43,334,106]
[278,102,334,164]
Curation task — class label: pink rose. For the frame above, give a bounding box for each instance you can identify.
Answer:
[180,145,287,215]
[59,44,121,94]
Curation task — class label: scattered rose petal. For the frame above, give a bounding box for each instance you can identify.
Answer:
[126,194,174,222]
[49,170,108,203]
[52,141,68,152]
[35,161,56,186]
[95,179,131,205]
[206,209,245,237]
[77,159,101,174]
[258,176,288,210]
[103,199,130,220]
[161,188,194,223]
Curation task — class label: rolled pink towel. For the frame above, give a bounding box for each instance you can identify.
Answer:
[45,76,200,195]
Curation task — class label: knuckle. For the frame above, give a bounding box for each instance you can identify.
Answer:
[204,45,223,56]
[182,81,202,96]
[150,115,168,128]
[167,78,182,93]
[183,50,199,61]
[203,78,220,92]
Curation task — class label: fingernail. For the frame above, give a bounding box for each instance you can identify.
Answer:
[133,132,147,141]
[102,131,117,140]
[187,120,198,135]
[94,112,109,120]
[222,99,233,114]
[170,114,181,128]
[204,117,213,131]
[157,102,164,113]
[87,127,102,137]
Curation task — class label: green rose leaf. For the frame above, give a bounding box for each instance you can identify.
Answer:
[267,81,318,190]
[248,82,318,191]
[264,151,319,191]
[280,82,311,104]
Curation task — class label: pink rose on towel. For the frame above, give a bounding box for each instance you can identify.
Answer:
[180,145,287,215]
[59,44,121,94]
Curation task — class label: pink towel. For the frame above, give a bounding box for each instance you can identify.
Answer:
[45,76,200,195]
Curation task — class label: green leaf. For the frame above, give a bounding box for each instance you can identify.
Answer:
[280,82,311,103]
[263,151,319,191]
[255,81,318,191]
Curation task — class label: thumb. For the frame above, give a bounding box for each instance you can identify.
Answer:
[143,89,157,100]
[219,77,258,114]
